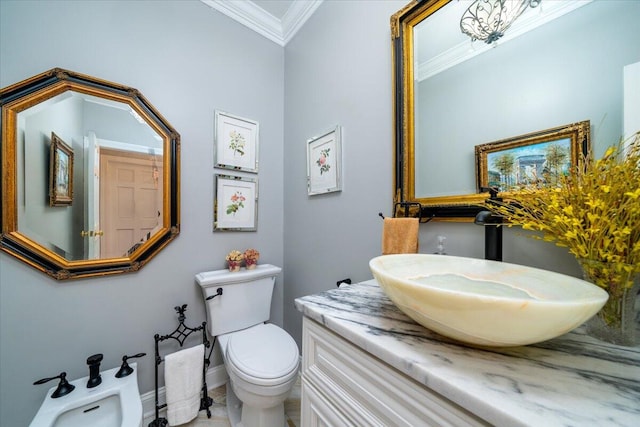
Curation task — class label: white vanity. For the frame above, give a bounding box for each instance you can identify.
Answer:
[295,280,640,426]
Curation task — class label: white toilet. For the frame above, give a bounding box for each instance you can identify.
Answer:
[196,265,299,427]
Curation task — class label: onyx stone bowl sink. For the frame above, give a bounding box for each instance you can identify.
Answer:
[369,254,609,347]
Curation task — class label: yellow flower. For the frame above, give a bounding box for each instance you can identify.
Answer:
[625,189,640,199]
[482,134,640,291]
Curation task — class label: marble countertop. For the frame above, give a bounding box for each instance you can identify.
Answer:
[295,280,640,427]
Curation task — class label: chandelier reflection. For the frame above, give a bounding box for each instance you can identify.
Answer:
[460,0,541,44]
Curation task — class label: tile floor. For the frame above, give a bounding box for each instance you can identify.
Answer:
[181,376,301,427]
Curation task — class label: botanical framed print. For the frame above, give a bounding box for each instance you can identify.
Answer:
[475,120,590,193]
[214,110,259,173]
[307,126,342,196]
[214,174,258,231]
[49,132,74,206]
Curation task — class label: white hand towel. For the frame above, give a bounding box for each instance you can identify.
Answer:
[165,344,204,426]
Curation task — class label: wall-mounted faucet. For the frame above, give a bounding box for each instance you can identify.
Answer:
[474,187,503,261]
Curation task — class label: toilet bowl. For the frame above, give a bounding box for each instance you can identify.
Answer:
[196,265,300,427]
[30,363,143,427]
[220,324,299,426]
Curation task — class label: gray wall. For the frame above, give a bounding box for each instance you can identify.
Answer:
[283,0,408,348]
[0,1,284,426]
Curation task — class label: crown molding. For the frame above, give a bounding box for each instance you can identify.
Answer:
[200,0,323,46]
[417,0,593,82]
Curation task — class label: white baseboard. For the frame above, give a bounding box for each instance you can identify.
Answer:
[141,364,229,425]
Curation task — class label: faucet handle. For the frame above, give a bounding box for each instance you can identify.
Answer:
[34,372,75,398]
[115,352,146,378]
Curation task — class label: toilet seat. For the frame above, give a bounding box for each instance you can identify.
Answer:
[224,323,299,387]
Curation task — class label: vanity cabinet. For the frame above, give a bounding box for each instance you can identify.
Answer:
[301,317,487,426]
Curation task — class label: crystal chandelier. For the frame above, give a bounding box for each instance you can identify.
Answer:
[460,0,542,44]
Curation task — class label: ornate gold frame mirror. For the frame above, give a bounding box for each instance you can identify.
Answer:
[390,0,620,221]
[392,0,471,221]
[1,68,180,279]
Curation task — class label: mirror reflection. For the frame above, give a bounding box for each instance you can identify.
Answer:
[17,91,164,260]
[395,0,639,216]
[1,68,180,279]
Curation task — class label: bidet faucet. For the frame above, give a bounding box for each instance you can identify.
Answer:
[115,352,146,378]
[86,353,103,388]
[33,372,75,398]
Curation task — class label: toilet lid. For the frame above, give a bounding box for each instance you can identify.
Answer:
[227,323,299,381]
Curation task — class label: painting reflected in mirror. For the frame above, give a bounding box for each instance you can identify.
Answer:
[49,132,74,207]
[1,68,180,279]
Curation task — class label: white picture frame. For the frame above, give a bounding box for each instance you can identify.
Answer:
[214,110,259,173]
[307,126,342,196]
[214,174,258,231]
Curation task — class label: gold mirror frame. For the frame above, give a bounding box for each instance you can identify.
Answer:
[392,0,489,221]
[391,0,488,222]
[1,68,180,279]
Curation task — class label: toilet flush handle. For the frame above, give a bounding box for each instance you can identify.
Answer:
[206,287,223,301]
[33,372,75,398]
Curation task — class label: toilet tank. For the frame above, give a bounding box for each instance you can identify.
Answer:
[196,264,282,337]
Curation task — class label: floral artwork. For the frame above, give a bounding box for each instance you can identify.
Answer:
[307,126,342,195]
[214,111,259,173]
[228,130,246,156]
[316,148,331,175]
[226,191,246,215]
[214,174,258,231]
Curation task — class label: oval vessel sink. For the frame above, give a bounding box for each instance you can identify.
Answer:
[369,254,609,346]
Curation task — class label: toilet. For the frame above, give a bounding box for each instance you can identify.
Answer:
[196,265,299,427]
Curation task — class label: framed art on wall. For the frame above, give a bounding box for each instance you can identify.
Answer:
[214,174,258,231]
[307,125,342,196]
[214,110,259,173]
[49,132,74,206]
[475,120,590,193]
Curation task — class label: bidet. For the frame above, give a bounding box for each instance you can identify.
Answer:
[30,364,143,427]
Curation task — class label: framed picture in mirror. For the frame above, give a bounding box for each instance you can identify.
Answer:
[475,120,590,193]
[307,125,342,196]
[49,132,74,207]
[214,174,258,231]
[214,111,259,173]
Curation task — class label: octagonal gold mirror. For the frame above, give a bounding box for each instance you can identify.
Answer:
[1,68,180,279]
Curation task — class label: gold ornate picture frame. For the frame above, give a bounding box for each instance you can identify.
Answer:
[475,121,590,193]
[49,132,74,206]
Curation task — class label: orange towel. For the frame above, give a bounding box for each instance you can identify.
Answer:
[381,217,419,255]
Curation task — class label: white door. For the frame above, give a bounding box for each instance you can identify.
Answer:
[84,132,101,259]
